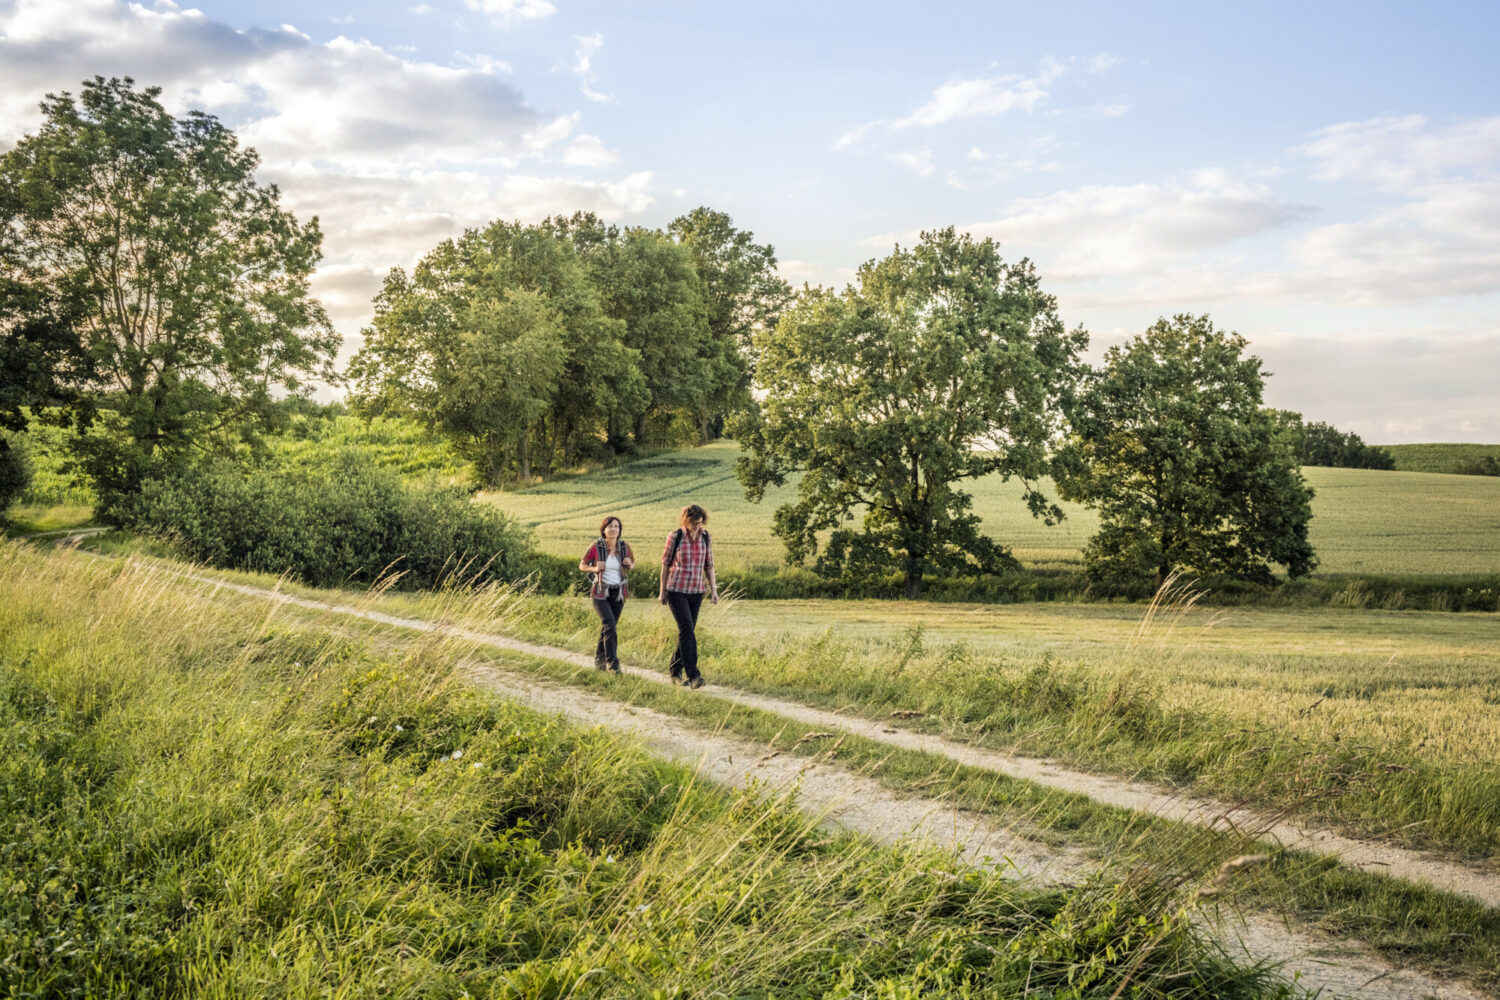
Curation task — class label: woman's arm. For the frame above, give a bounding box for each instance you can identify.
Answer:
[622,542,635,570]
[578,543,600,574]
[707,538,719,604]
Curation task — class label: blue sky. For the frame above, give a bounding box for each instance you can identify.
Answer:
[3,0,1498,441]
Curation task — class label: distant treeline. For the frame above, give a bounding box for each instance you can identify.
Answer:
[1273,411,1396,470]
[1384,443,1500,477]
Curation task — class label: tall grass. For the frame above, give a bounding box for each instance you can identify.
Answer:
[0,542,1295,999]
[376,580,1500,858]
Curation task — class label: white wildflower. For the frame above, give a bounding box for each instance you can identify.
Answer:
[395,725,404,732]
[471,761,484,769]
[450,749,463,760]
[367,715,378,724]
[634,903,649,913]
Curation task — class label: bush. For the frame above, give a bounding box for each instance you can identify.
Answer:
[0,434,31,514]
[122,452,536,589]
[1455,455,1500,477]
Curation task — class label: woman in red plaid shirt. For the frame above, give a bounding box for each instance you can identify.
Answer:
[657,503,719,688]
[579,515,634,673]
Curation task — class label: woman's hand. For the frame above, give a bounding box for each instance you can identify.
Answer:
[709,590,719,606]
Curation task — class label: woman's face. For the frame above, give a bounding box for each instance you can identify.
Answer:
[603,519,621,540]
[686,517,704,535]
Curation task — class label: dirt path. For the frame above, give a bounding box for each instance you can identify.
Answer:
[146,566,1499,998]
[463,661,1487,1000]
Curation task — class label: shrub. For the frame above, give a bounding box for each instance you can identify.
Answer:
[123,452,535,589]
[1455,455,1500,477]
[0,434,31,514]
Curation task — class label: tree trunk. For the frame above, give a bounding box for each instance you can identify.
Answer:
[518,430,531,481]
[633,410,648,447]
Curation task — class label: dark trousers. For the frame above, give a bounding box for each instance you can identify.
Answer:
[665,590,704,680]
[592,588,624,669]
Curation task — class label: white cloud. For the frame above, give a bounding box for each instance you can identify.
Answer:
[572,32,602,74]
[891,149,935,177]
[0,2,544,168]
[833,119,882,150]
[1086,53,1120,74]
[570,32,612,102]
[1299,114,1500,192]
[963,173,1309,278]
[409,4,435,13]
[561,133,619,167]
[463,0,555,25]
[894,69,1054,129]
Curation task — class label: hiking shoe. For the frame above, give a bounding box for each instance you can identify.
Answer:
[609,663,622,674]
[670,671,684,685]
[686,676,705,690]
[594,661,608,671]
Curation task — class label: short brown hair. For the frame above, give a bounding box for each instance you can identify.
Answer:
[678,504,708,529]
[599,515,622,536]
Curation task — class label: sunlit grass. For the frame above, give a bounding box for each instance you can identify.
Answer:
[483,441,1500,576]
[0,540,1298,999]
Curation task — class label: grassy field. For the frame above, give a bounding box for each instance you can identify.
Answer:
[45,540,1500,990]
[483,441,1500,576]
[0,540,1297,998]
[351,579,1500,860]
[1384,442,1500,475]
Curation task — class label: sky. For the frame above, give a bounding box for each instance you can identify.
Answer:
[2,0,1498,442]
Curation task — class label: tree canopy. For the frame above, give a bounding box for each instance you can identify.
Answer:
[734,228,1086,597]
[349,218,641,482]
[350,210,782,484]
[0,76,338,514]
[1056,314,1316,587]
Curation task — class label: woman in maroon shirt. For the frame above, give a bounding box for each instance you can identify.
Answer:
[579,515,634,672]
[658,503,719,688]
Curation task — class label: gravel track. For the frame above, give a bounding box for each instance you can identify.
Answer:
[96,560,1500,999]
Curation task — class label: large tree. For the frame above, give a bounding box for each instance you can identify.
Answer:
[0,77,338,513]
[349,220,645,482]
[1055,314,1316,587]
[735,228,1087,598]
[668,207,791,438]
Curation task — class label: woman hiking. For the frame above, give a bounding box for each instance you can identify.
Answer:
[658,503,719,688]
[579,516,635,673]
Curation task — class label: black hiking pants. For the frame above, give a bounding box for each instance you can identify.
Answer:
[592,587,624,670]
[665,590,704,681]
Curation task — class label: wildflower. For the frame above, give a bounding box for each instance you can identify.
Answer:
[606,855,617,864]
[450,749,463,760]
[634,903,649,913]
[471,761,484,769]
[395,725,404,733]
[367,715,378,725]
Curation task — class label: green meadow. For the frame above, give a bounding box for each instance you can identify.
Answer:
[0,540,1299,999]
[483,441,1500,576]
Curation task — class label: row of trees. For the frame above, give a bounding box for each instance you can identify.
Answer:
[1276,413,1396,470]
[348,210,788,482]
[736,230,1316,596]
[3,77,1319,597]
